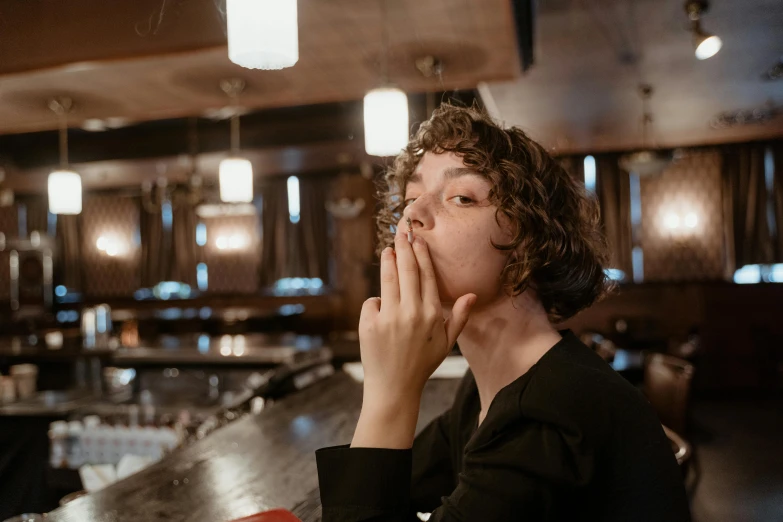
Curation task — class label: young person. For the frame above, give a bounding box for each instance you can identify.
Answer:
[316,104,691,521]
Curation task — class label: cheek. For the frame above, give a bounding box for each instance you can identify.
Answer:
[429,224,509,302]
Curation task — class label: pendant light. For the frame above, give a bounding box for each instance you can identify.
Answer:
[48,97,82,215]
[218,79,254,203]
[227,0,298,70]
[685,1,722,60]
[364,0,409,157]
[618,85,673,178]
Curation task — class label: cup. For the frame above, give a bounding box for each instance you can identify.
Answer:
[9,364,38,399]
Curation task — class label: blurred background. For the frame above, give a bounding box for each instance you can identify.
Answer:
[0,1,781,521]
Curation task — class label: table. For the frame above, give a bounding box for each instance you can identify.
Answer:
[45,372,460,522]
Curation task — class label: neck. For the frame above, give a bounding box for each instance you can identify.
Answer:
[455,291,562,423]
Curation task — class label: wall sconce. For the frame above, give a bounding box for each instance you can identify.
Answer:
[663,211,699,244]
[96,235,126,257]
[215,234,249,251]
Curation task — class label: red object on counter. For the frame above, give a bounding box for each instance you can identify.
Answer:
[228,509,302,522]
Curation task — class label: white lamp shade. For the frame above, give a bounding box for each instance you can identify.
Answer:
[219,157,254,203]
[227,0,299,70]
[695,34,722,60]
[364,88,410,157]
[48,170,82,215]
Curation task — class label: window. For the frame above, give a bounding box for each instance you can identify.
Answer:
[273,277,324,296]
[287,176,300,224]
[195,223,207,246]
[583,155,597,193]
[629,173,644,283]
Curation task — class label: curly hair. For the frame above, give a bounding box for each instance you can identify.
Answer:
[375,103,614,323]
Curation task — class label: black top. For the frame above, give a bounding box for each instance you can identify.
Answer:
[316,330,691,521]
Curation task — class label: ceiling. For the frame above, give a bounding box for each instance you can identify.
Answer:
[483,0,783,153]
[0,0,781,158]
[0,0,520,135]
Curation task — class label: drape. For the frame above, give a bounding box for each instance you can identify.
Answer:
[721,143,775,271]
[259,176,331,287]
[771,142,783,263]
[139,202,171,287]
[169,196,200,287]
[55,214,83,290]
[597,155,633,277]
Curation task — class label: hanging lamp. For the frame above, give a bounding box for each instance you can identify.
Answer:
[218,79,254,203]
[227,0,299,70]
[618,85,673,178]
[48,97,82,215]
[364,0,409,157]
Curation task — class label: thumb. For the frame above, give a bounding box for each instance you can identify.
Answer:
[445,293,477,349]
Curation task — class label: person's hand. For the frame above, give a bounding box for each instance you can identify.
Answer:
[351,218,476,448]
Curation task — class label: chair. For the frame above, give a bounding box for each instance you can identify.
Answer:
[643,353,695,435]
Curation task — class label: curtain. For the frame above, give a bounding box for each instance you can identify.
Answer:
[259,176,331,287]
[721,144,774,271]
[170,196,200,287]
[139,202,171,287]
[772,142,783,263]
[17,195,48,237]
[55,214,83,290]
[596,155,633,276]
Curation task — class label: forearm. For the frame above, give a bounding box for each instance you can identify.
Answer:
[351,391,421,449]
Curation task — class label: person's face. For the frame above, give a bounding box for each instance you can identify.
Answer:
[403,151,514,306]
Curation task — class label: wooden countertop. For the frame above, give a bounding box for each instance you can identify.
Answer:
[46,372,462,522]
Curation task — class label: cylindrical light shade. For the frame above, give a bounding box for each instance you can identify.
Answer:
[364,88,410,157]
[227,0,298,70]
[48,170,82,215]
[219,158,254,203]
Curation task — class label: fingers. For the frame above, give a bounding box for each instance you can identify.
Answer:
[394,222,420,306]
[445,293,477,350]
[360,297,381,325]
[411,236,440,308]
[380,247,400,308]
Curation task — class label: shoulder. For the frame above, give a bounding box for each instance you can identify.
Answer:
[517,332,662,445]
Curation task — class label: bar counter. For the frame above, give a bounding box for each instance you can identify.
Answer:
[46,372,462,522]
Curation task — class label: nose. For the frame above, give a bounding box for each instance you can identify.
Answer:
[402,193,434,232]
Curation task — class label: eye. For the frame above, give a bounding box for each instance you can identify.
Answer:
[403,198,417,208]
[450,195,474,206]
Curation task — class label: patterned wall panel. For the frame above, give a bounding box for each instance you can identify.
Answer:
[81,195,141,297]
[640,150,726,282]
[202,214,260,294]
[0,206,19,301]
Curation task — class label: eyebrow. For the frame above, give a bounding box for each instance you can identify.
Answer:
[408,167,480,184]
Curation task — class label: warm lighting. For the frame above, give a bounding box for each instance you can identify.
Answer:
[664,213,681,230]
[48,170,82,215]
[96,235,124,257]
[686,1,721,60]
[364,88,409,157]
[219,158,254,203]
[215,234,249,251]
[694,32,722,60]
[227,0,299,70]
[684,212,698,228]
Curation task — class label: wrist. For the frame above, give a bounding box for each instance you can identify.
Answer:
[351,392,421,449]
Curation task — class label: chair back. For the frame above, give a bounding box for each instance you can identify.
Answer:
[643,353,695,434]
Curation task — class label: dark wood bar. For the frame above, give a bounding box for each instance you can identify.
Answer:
[45,374,460,522]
